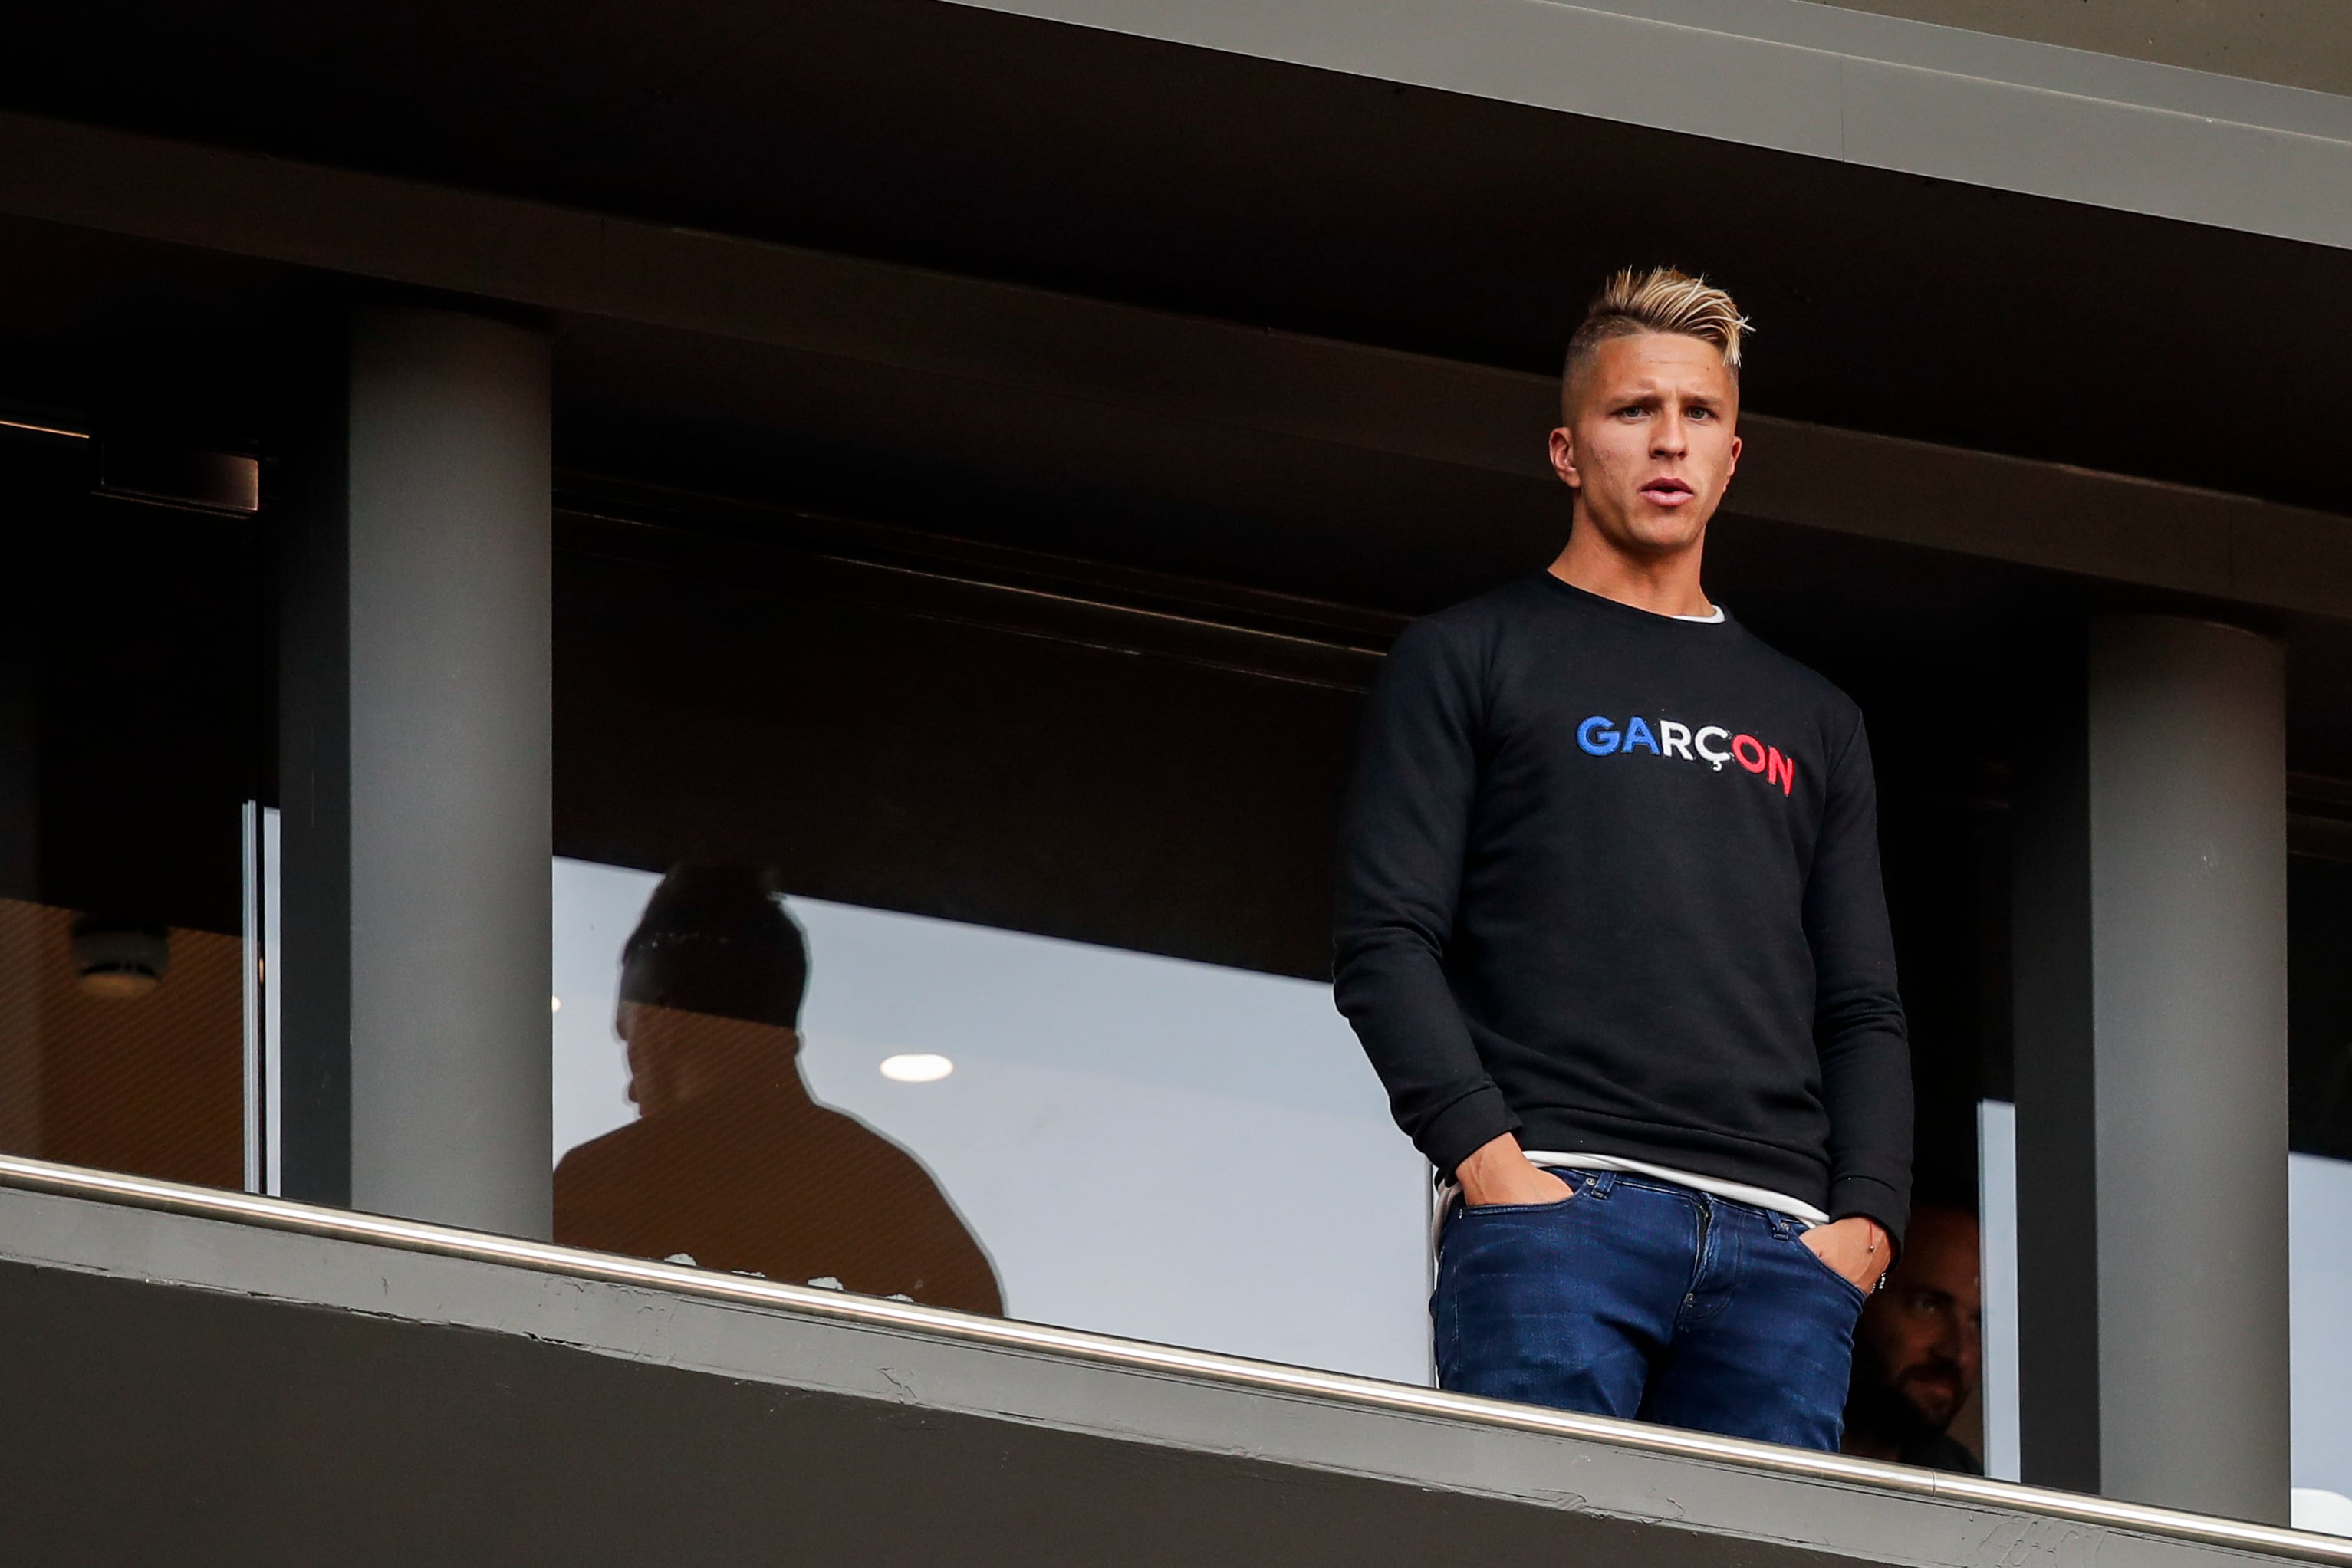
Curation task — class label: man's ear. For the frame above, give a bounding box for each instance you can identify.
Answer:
[1724,432,1742,484]
[1547,426,1580,491]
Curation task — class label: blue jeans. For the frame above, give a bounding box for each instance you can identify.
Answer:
[1433,1169,1864,1450]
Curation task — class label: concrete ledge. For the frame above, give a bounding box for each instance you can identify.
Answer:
[0,1161,2344,1567]
[943,0,2352,253]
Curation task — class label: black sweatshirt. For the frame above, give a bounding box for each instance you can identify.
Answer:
[1333,574,1912,1241]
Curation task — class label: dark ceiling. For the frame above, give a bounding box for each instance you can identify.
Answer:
[4,0,2350,514]
[6,0,2352,779]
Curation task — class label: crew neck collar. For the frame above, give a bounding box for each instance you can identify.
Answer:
[1538,570,1730,628]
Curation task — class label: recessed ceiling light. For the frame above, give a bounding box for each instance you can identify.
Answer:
[71,921,169,999]
[551,995,563,1013]
[880,1053,953,1083]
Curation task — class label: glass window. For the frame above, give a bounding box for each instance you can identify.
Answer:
[550,856,1429,1379]
[1971,831,2352,1531]
[2287,853,2352,1531]
[2291,1152,2352,1533]
[1936,830,2352,1516]
[544,508,1427,1376]
[0,433,258,1189]
[1977,1109,2352,1530]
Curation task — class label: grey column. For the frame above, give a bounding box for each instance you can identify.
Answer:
[2013,615,2289,1521]
[280,306,551,1239]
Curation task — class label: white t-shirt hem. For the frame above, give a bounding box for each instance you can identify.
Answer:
[1434,1152,1828,1251]
[1518,1151,1827,1223]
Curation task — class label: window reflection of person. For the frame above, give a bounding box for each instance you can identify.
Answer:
[1840,1203,1982,1472]
[553,866,1002,1316]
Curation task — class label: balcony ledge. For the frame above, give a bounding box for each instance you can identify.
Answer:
[1,1153,2343,1567]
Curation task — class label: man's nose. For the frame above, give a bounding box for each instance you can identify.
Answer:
[1653,408,1689,455]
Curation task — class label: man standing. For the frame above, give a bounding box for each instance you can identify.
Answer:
[1843,1203,1984,1471]
[1334,267,1910,1450]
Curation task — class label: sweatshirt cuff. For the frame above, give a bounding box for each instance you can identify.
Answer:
[1827,1174,1909,1253]
[1421,1085,1521,1181]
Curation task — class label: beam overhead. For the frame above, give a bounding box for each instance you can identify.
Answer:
[942,0,2352,254]
[0,107,2347,619]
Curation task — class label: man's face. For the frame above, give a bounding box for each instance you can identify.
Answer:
[617,999,716,1114]
[616,998,794,1116]
[1548,331,1742,561]
[1856,1208,1984,1432]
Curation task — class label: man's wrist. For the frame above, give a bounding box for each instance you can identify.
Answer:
[1846,1215,1892,1291]
[1425,1087,1519,1187]
[1824,1175,1908,1259]
[1454,1134,1526,1203]
[1857,1216,1893,1274]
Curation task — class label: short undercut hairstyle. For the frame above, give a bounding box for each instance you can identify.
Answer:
[1561,266,1751,411]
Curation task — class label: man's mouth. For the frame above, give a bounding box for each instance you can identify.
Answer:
[1899,1363,1966,1418]
[1640,478,1696,507]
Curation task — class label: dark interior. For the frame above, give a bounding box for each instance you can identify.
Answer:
[0,436,253,1185]
[7,356,2352,1199]
[8,0,2352,514]
[0,437,257,932]
[0,0,2347,1199]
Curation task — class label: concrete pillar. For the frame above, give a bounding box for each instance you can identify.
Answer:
[2014,615,2289,1521]
[279,306,551,1238]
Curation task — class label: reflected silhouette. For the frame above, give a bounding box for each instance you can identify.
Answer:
[554,866,1002,1314]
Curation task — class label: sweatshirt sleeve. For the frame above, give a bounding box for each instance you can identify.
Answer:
[1805,712,1914,1245]
[1332,617,1518,1178]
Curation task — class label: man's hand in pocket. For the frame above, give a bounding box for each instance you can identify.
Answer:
[1456,1135,1574,1208]
[1801,1215,1890,1290]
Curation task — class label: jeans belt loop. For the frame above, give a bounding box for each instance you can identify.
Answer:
[1584,1169,1618,1200]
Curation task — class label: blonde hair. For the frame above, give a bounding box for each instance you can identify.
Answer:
[1562,266,1751,403]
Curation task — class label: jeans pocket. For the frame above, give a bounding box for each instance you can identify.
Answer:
[1457,1172,1581,1218]
[1786,1226,1868,1307]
